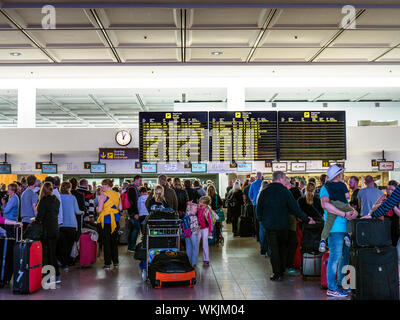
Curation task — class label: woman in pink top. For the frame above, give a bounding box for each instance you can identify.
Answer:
[0,216,22,237]
[197,196,213,265]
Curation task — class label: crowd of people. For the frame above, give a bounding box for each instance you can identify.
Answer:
[1,166,400,297]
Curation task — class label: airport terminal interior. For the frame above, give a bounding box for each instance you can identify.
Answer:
[1,0,400,301]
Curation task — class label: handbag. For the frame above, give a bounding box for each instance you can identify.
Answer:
[23,220,43,240]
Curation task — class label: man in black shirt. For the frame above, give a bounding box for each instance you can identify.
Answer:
[126,175,142,252]
[348,176,360,214]
[257,171,315,281]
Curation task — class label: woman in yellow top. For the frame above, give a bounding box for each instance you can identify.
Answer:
[96,179,122,271]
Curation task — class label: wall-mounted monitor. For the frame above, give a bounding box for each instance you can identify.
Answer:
[237,163,252,172]
[41,163,57,174]
[378,161,394,171]
[272,162,287,172]
[0,164,11,174]
[141,163,157,173]
[191,163,207,173]
[90,163,106,174]
[291,162,307,172]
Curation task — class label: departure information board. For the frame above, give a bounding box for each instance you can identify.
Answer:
[139,112,208,163]
[209,111,277,161]
[278,111,346,160]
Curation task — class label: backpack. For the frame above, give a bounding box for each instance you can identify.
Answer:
[121,185,138,210]
[181,214,192,238]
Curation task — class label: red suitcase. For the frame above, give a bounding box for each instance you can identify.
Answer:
[321,251,329,289]
[13,240,42,294]
[80,233,97,267]
[293,224,303,269]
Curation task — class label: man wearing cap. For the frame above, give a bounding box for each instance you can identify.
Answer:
[319,165,358,298]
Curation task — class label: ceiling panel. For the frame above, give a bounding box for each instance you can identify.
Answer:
[104,8,177,27]
[355,9,400,27]
[190,8,266,28]
[332,30,400,48]
[261,30,337,47]
[117,48,180,62]
[377,48,400,62]
[11,8,94,28]
[112,30,178,47]
[252,47,319,62]
[314,48,388,62]
[0,48,51,62]
[29,30,106,47]
[270,8,343,28]
[188,30,258,47]
[46,48,116,62]
[0,30,33,46]
[187,47,249,62]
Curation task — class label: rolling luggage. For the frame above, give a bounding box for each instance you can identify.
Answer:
[13,225,42,294]
[321,251,329,289]
[80,233,97,267]
[302,253,322,279]
[238,215,254,237]
[351,218,392,248]
[118,214,129,245]
[351,246,399,300]
[148,251,196,288]
[301,222,323,253]
[0,238,14,288]
[293,225,303,269]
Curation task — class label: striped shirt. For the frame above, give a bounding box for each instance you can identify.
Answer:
[372,185,400,217]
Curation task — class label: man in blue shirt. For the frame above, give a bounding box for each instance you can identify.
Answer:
[248,172,267,255]
[20,175,39,231]
[320,165,357,298]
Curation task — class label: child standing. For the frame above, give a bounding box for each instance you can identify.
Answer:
[197,196,213,265]
[182,202,200,267]
[137,187,149,234]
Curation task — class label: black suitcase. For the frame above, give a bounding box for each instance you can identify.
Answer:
[351,218,392,248]
[238,216,254,237]
[148,251,196,288]
[301,222,323,253]
[351,246,399,300]
[0,238,15,288]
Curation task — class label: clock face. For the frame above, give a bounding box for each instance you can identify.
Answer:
[115,130,132,146]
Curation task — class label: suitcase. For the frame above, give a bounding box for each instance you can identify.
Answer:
[208,229,215,245]
[238,216,254,237]
[148,251,196,288]
[80,233,97,267]
[302,253,322,279]
[351,246,399,300]
[351,218,392,248]
[0,238,15,288]
[293,225,303,269]
[118,214,129,245]
[301,222,323,253]
[321,251,329,289]
[13,240,43,294]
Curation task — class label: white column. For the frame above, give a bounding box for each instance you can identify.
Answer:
[227,85,245,110]
[18,87,36,128]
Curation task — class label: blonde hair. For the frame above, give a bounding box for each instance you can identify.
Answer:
[206,184,217,198]
[199,196,211,206]
[306,182,316,205]
[232,179,241,191]
[154,184,164,203]
[60,181,71,195]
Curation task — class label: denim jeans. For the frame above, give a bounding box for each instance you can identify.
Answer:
[259,222,268,254]
[128,218,141,251]
[185,232,200,266]
[327,232,350,291]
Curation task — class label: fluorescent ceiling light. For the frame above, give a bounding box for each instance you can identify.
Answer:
[211,51,223,56]
[10,52,21,57]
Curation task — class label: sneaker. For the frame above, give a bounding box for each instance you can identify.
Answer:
[113,264,119,270]
[285,268,300,276]
[103,265,111,271]
[344,235,351,248]
[339,288,352,295]
[63,266,69,272]
[319,240,327,253]
[270,274,283,281]
[203,261,209,266]
[327,290,348,298]
[55,276,61,284]
[127,249,135,253]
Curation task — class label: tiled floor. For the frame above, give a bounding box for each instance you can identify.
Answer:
[0,225,333,300]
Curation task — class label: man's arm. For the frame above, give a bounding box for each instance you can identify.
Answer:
[287,191,310,223]
[127,187,139,217]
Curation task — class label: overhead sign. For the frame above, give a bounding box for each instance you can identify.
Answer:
[291,162,307,172]
[90,164,106,174]
[237,163,252,172]
[322,160,330,168]
[378,161,394,171]
[42,164,57,174]
[0,164,11,174]
[84,162,91,169]
[192,163,207,173]
[99,148,138,160]
[265,160,273,168]
[371,159,379,167]
[141,163,157,173]
[273,162,287,172]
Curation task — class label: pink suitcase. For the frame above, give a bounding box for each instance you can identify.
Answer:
[321,251,329,289]
[80,233,97,267]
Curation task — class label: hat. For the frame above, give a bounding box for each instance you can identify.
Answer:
[326,164,344,181]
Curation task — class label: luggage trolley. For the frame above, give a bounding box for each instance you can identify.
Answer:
[142,212,181,282]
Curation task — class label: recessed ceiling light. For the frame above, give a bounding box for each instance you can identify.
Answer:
[10,52,21,57]
[211,51,223,56]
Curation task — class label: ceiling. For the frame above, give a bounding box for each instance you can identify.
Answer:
[0,7,400,64]
[1,87,400,128]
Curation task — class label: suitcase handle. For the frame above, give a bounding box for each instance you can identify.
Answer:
[15,224,23,242]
